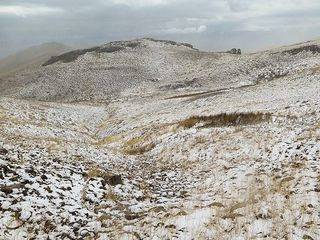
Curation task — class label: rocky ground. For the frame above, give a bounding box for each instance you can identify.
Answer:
[0,39,320,239]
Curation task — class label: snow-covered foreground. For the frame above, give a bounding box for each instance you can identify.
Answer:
[1,39,320,239]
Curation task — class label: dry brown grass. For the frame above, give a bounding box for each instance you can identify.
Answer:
[125,136,144,146]
[296,121,320,141]
[122,135,156,155]
[202,169,301,238]
[194,136,208,145]
[95,135,121,146]
[0,111,6,121]
[85,167,123,185]
[178,112,272,129]
[310,65,320,74]
[103,188,120,202]
[123,142,156,155]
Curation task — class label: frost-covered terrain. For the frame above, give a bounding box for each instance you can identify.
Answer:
[0,38,320,239]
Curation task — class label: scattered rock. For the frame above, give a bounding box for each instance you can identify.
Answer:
[0,183,26,194]
[227,48,241,55]
[124,212,141,221]
[0,148,8,155]
[108,174,123,186]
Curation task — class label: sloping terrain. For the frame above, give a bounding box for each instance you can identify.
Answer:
[2,38,320,103]
[0,42,72,78]
[0,39,320,239]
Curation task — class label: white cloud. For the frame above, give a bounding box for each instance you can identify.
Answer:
[0,5,63,17]
[160,25,207,34]
[197,25,207,33]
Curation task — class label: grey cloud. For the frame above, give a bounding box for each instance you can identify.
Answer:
[226,0,250,12]
[1,0,320,58]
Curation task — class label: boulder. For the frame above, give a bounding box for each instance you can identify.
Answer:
[227,48,241,55]
[0,148,8,155]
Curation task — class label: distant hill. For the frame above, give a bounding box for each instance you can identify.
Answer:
[1,38,320,102]
[0,42,72,77]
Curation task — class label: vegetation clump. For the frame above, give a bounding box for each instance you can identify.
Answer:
[179,112,272,128]
[122,136,156,155]
[43,41,141,66]
[283,44,320,55]
[86,168,123,186]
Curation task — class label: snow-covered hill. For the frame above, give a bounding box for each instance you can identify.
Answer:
[2,38,320,102]
[0,38,320,239]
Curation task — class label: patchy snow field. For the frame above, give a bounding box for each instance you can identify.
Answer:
[1,39,320,239]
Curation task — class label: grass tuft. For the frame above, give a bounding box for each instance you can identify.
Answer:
[178,112,272,129]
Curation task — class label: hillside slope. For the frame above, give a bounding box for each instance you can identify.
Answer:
[1,38,320,103]
[0,39,320,239]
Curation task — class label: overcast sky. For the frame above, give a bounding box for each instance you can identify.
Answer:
[1,0,320,58]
